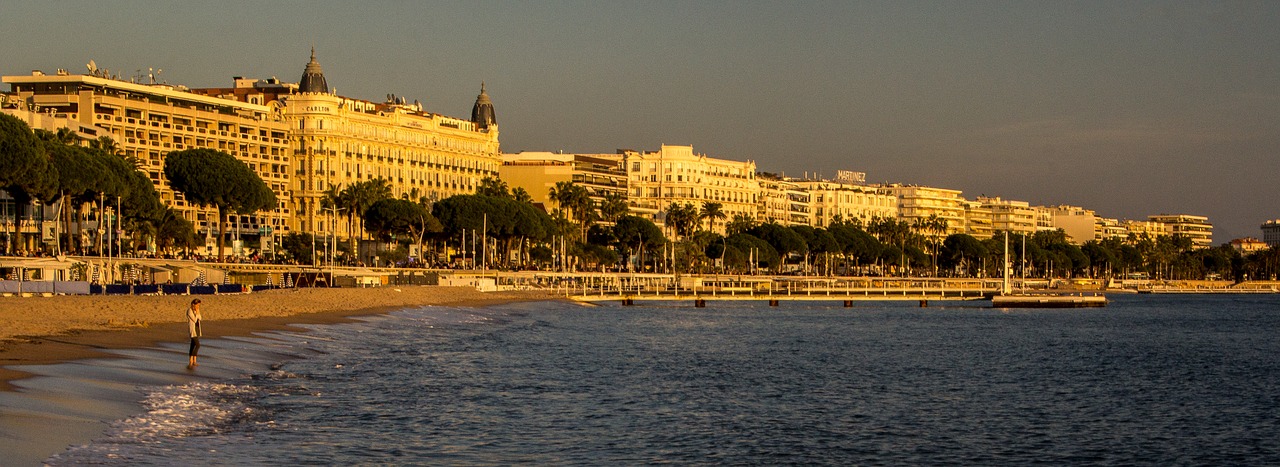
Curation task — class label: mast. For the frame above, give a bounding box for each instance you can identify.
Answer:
[1002,231,1011,295]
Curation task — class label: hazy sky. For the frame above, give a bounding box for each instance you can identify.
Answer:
[2,1,1277,241]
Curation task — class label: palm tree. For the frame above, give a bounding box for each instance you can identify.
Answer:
[599,191,629,223]
[512,187,534,204]
[700,201,727,234]
[664,202,698,239]
[549,181,592,241]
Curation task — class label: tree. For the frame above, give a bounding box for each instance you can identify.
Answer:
[599,191,629,223]
[0,114,45,189]
[940,234,987,276]
[364,197,443,265]
[612,215,666,271]
[1,116,52,253]
[549,180,593,241]
[663,202,699,239]
[725,213,756,237]
[163,149,277,261]
[700,201,727,233]
[749,223,807,271]
[281,232,316,263]
[476,177,510,198]
[512,187,534,204]
[726,233,779,271]
[154,207,197,254]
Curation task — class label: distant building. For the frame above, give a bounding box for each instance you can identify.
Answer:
[883,184,966,237]
[1230,237,1268,254]
[3,68,294,241]
[1148,214,1213,249]
[756,174,809,227]
[499,151,627,212]
[962,200,994,240]
[191,49,501,236]
[621,145,756,231]
[796,178,897,228]
[974,197,1037,235]
[1262,220,1280,247]
[1094,217,1128,242]
[1045,205,1098,244]
[1124,219,1172,240]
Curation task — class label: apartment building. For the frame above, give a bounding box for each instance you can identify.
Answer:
[962,200,994,239]
[796,178,896,228]
[883,184,966,236]
[1148,214,1213,249]
[3,69,294,240]
[621,145,756,231]
[1261,220,1280,247]
[500,151,627,210]
[1045,205,1097,244]
[1124,219,1172,239]
[974,197,1038,235]
[756,174,810,227]
[1095,217,1128,242]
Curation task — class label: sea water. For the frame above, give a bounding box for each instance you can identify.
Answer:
[47,295,1280,465]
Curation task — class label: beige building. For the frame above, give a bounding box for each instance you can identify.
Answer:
[1045,205,1097,244]
[1124,219,1172,239]
[962,200,994,239]
[756,175,810,227]
[1230,237,1268,254]
[797,179,897,228]
[621,145,756,231]
[974,197,1038,235]
[1095,217,1128,241]
[499,151,627,210]
[3,69,294,241]
[194,50,501,236]
[884,184,966,236]
[1260,220,1280,247]
[1148,214,1213,249]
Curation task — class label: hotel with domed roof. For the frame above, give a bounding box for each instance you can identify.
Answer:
[191,49,501,237]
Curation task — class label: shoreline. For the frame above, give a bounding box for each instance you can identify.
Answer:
[0,286,558,391]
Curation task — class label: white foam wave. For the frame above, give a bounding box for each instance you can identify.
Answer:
[49,381,265,464]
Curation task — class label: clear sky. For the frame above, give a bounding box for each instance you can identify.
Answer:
[2,1,1277,242]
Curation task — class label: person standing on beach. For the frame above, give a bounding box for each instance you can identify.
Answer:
[187,299,202,369]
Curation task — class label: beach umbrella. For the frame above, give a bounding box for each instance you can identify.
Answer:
[195,269,207,286]
[223,272,231,285]
[91,265,100,284]
[284,273,293,288]
[265,274,274,286]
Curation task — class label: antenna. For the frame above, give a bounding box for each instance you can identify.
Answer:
[87,60,98,76]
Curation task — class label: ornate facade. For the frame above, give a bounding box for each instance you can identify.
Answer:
[621,145,756,232]
[196,50,501,237]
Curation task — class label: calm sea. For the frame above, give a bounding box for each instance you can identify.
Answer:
[49,295,1280,465]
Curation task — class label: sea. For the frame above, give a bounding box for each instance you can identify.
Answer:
[41,294,1280,465]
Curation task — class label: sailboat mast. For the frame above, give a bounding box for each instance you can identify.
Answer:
[1002,231,1011,295]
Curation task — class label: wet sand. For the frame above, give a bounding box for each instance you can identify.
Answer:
[0,286,556,390]
[0,286,557,466]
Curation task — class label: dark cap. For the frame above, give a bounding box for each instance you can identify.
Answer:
[191,299,202,305]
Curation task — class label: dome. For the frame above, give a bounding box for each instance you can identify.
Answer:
[471,82,496,130]
[299,48,329,94]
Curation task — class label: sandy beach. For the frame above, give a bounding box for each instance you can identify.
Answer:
[0,285,558,465]
[0,286,557,390]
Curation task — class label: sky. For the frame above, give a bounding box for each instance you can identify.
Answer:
[2,1,1277,242]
